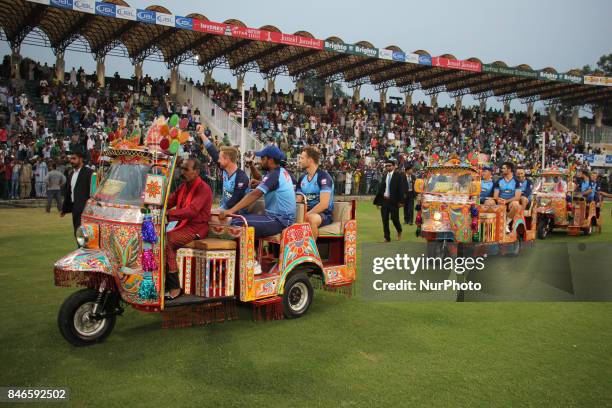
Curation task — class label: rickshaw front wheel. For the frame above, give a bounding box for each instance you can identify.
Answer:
[58,289,117,347]
[282,271,314,319]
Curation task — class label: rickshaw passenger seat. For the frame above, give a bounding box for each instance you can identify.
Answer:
[185,238,237,251]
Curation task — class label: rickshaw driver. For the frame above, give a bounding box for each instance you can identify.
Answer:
[577,170,594,202]
[296,146,334,240]
[164,158,213,300]
[219,145,296,239]
[492,161,522,233]
[197,127,250,213]
[480,165,495,205]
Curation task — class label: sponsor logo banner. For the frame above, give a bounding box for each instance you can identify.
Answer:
[28,0,51,4]
[193,19,226,35]
[73,0,94,13]
[583,75,612,86]
[231,26,262,41]
[95,1,115,17]
[136,9,156,24]
[392,50,405,62]
[324,40,351,53]
[404,53,421,64]
[156,13,174,27]
[174,16,193,30]
[432,56,481,72]
[353,44,378,58]
[559,73,583,84]
[267,32,323,49]
[379,49,393,60]
[538,71,561,81]
[50,0,73,9]
[115,5,136,20]
[418,55,432,66]
[482,64,538,79]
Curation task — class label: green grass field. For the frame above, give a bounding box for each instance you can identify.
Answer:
[1,204,611,407]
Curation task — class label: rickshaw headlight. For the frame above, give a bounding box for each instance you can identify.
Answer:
[538,198,551,206]
[433,211,442,221]
[76,226,89,248]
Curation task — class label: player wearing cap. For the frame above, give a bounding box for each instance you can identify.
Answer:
[296,146,334,240]
[219,145,296,238]
[480,165,495,205]
[197,127,249,213]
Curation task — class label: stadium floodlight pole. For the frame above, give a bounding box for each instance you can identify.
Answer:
[241,82,246,169]
[541,132,546,170]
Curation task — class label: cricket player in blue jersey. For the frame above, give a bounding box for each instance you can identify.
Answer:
[296,146,334,239]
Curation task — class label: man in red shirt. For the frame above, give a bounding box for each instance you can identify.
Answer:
[164,158,212,300]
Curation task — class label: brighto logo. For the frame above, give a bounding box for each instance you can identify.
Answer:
[372,254,486,275]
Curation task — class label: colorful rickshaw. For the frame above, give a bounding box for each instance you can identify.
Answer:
[53,117,357,346]
[532,167,601,238]
[414,156,536,256]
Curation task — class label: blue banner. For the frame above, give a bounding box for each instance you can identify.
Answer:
[50,0,73,9]
[136,9,156,24]
[175,16,193,30]
[95,1,115,17]
[418,55,432,66]
[392,51,405,62]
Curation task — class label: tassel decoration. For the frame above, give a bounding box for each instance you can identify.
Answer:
[138,271,157,300]
[142,215,158,243]
[142,248,157,271]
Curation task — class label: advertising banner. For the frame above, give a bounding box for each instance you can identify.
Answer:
[379,49,393,60]
[73,0,94,14]
[95,2,116,18]
[267,32,323,49]
[482,64,538,78]
[324,40,351,53]
[155,13,175,27]
[50,0,73,9]
[559,73,583,84]
[174,16,193,30]
[28,0,51,4]
[538,71,562,81]
[392,50,405,62]
[136,9,156,24]
[115,5,136,20]
[583,75,612,86]
[193,19,226,35]
[432,57,481,72]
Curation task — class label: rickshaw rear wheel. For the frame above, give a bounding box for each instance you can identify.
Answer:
[58,289,117,347]
[282,271,314,319]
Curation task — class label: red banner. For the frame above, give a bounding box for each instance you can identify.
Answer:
[191,18,323,50]
[266,32,323,49]
[432,57,481,72]
[193,19,227,35]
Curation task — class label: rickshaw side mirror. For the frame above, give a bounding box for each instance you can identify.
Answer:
[414,179,424,193]
[470,180,481,196]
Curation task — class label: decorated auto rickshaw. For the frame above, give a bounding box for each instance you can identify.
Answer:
[414,155,535,256]
[53,116,357,346]
[532,166,601,238]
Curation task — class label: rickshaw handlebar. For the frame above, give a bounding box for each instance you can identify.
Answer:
[211,212,248,227]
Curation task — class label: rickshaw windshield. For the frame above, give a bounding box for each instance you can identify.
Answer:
[534,175,567,194]
[94,163,150,205]
[425,171,473,194]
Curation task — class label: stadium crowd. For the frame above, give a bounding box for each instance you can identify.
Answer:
[0,57,609,207]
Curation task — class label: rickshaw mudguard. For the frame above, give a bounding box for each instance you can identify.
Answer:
[277,223,324,294]
[53,248,114,288]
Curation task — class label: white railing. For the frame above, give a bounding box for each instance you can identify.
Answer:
[176,77,263,152]
[579,124,612,145]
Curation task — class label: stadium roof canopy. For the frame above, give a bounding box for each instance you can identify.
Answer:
[1,0,611,107]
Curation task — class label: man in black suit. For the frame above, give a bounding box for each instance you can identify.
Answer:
[403,164,417,224]
[374,159,405,242]
[61,152,93,236]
